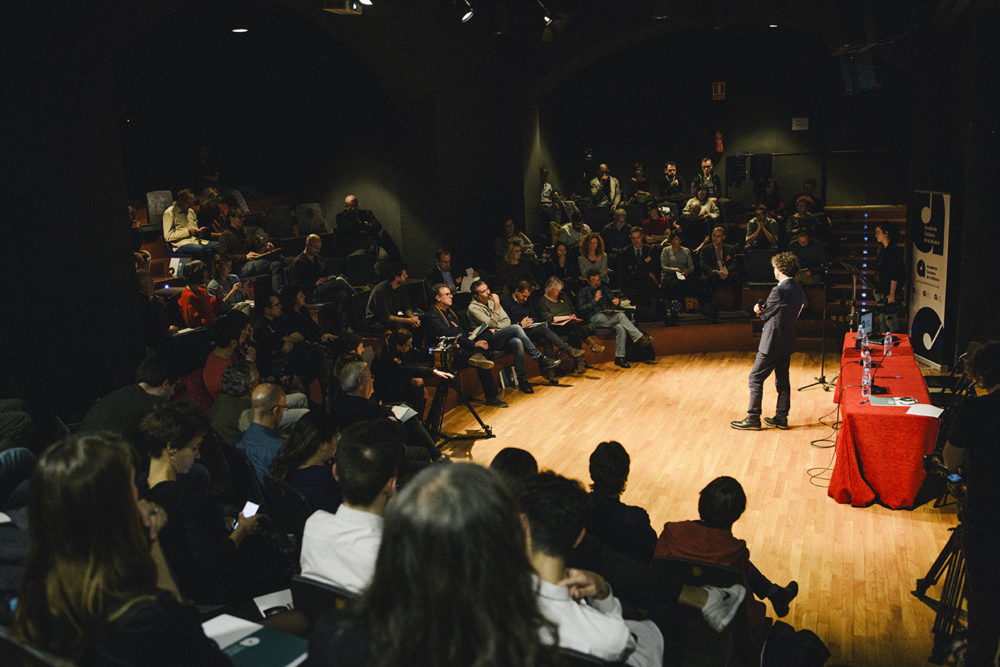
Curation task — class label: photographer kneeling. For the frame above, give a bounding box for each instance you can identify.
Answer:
[943,341,1000,665]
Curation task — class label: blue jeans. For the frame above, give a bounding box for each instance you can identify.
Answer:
[173,241,219,263]
[489,325,542,379]
[589,311,642,357]
[240,258,286,294]
[311,277,356,333]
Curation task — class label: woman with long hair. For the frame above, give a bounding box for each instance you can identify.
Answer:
[177,259,224,328]
[13,433,227,665]
[578,232,608,282]
[207,253,250,313]
[308,463,560,666]
[497,241,537,294]
[271,410,341,513]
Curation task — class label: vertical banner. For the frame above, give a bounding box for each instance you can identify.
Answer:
[908,191,950,366]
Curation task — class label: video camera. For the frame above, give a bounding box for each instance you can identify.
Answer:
[431,336,460,373]
[922,453,966,509]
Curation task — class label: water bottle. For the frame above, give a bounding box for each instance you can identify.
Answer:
[883,332,892,357]
[862,367,872,398]
[857,323,868,349]
[862,348,871,371]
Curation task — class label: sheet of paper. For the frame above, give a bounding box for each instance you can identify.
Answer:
[390,404,418,422]
[906,403,945,418]
[675,271,686,280]
[253,589,293,617]
[202,614,262,649]
[0,512,10,525]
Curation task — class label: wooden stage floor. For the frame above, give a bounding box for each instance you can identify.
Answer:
[437,350,958,667]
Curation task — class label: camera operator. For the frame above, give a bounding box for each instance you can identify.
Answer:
[943,341,1000,665]
[420,283,507,408]
[373,327,453,420]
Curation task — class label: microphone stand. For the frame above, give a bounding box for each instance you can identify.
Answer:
[799,264,836,391]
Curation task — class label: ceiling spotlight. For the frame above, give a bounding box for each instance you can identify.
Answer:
[768,23,778,28]
[323,0,362,15]
[231,27,249,33]
[359,0,373,4]
[536,1,552,24]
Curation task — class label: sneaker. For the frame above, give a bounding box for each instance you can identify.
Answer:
[468,353,494,369]
[769,581,798,618]
[484,396,508,407]
[518,383,535,394]
[730,416,762,430]
[701,584,746,633]
[569,347,586,359]
[538,355,561,370]
[614,357,631,368]
[637,333,652,348]
[764,416,789,430]
[574,357,586,375]
[589,342,606,354]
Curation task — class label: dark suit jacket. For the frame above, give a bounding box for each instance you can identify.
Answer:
[618,244,659,287]
[758,278,803,356]
[698,242,738,278]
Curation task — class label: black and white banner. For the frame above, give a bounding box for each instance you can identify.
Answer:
[908,191,950,367]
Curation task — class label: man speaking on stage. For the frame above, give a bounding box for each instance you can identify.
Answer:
[731,252,804,430]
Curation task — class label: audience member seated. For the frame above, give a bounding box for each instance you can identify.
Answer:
[590,163,622,209]
[576,269,651,369]
[196,187,227,239]
[494,218,538,267]
[761,178,786,226]
[536,277,604,366]
[586,441,656,565]
[254,293,307,383]
[176,260,222,328]
[489,446,539,492]
[501,281,586,381]
[141,401,287,605]
[520,471,665,666]
[601,208,632,264]
[364,263,420,336]
[271,410,341,514]
[280,286,336,391]
[625,162,655,209]
[682,183,720,246]
[545,241,578,289]
[659,231,698,307]
[206,254,251,314]
[698,226,740,301]
[690,157,722,201]
[0,446,34,510]
[787,227,827,297]
[162,188,218,262]
[307,463,559,666]
[745,203,779,250]
[785,195,817,243]
[658,161,688,210]
[497,241,538,294]
[334,361,443,462]
[655,476,799,626]
[218,206,285,294]
[299,420,405,593]
[136,270,179,348]
[424,247,475,305]
[468,280,561,394]
[208,360,257,447]
[12,433,229,665]
[236,383,289,482]
[549,189,581,228]
[558,211,592,249]
[288,234,355,334]
[336,194,402,279]
[578,232,610,283]
[372,327,453,418]
[80,352,178,449]
[202,310,254,399]
[421,283,506,408]
[642,203,677,245]
[618,226,660,320]
[791,178,823,212]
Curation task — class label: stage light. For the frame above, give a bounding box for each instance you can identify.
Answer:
[323,0,362,15]
[232,27,248,33]
[769,24,778,28]
[536,0,552,24]
[460,0,474,22]
[359,0,373,4]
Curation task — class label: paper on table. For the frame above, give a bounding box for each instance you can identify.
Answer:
[906,403,945,418]
[253,589,293,617]
[202,614,262,648]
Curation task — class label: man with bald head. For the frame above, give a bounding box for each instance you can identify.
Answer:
[236,383,291,481]
[589,163,622,209]
[288,233,356,333]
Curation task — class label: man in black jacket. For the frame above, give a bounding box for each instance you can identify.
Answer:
[731,252,804,430]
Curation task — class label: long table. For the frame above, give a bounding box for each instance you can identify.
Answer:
[827,333,940,509]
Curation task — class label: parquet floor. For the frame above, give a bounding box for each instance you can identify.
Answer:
[438,350,959,667]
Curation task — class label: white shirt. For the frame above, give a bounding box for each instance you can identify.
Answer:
[299,505,383,594]
[162,204,204,249]
[534,576,663,667]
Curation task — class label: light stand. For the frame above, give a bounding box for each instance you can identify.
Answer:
[799,268,836,391]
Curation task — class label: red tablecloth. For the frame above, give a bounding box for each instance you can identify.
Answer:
[828,333,939,509]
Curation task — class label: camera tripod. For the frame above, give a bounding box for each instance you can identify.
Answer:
[912,524,967,664]
[426,374,494,449]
